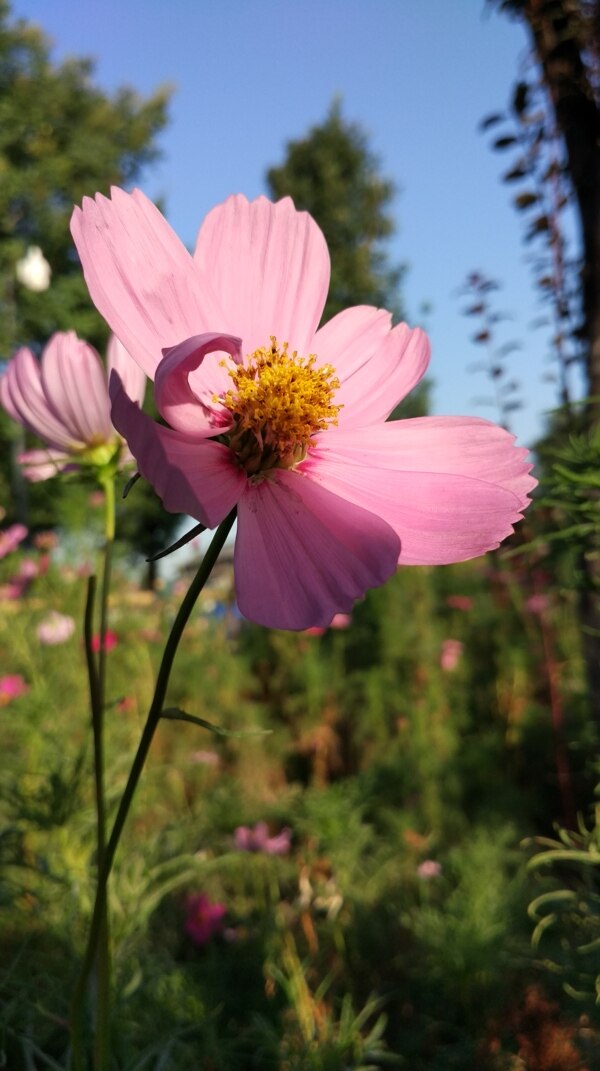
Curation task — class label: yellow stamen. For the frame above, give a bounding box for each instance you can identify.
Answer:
[220,337,341,475]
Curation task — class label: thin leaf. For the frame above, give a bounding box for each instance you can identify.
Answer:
[122,471,141,499]
[146,521,207,562]
[161,707,271,738]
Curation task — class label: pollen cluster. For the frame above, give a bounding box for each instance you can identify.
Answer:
[220,337,341,475]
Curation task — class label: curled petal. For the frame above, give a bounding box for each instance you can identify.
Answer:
[154,333,242,435]
[305,417,536,564]
[110,373,246,527]
[71,188,224,379]
[194,194,330,357]
[235,469,399,630]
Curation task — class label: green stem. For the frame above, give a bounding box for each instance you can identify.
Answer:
[70,508,236,1069]
[72,479,115,1071]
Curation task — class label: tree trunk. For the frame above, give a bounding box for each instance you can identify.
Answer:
[518,0,600,723]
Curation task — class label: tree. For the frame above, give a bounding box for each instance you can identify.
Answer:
[0,0,170,354]
[267,100,406,326]
[0,1,179,567]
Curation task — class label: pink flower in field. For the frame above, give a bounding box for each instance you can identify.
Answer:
[526,593,549,616]
[0,331,146,481]
[0,674,29,704]
[0,523,27,558]
[91,630,118,653]
[234,821,292,855]
[446,595,473,612]
[37,611,75,645]
[440,638,464,672]
[71,189,536,630]
[417,859,442,879]
[184,893,226,947]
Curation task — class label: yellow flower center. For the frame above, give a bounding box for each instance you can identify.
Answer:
[220,337,341,475]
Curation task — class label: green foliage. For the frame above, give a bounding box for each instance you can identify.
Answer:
[0,531,596,1066]
[526,804,600,1009]
[267,100,405,325]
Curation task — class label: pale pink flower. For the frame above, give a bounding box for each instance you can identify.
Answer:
[189,749,220,766]
[0,331,146,481]
[0,674,29,704]
[71,189,536,629]
[417,859,442,879]
[0,558,38,600]
[0,524,27,558]
[234,821,292,855]
[440,638,464,672]
[37,611,75,645]
[184,893,226,947]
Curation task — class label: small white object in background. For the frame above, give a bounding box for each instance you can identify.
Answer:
[15,246,51,292]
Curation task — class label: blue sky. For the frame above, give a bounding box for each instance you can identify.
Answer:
[12,0,578,446]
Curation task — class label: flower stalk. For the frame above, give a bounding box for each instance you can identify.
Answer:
[70,507,236,1069]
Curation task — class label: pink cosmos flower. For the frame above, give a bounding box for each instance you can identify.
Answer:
[417,859,442,879]
[0,674,29,704]
[37,611,75,645]
[184,893,226,947]
[234,821,292,855]
[440,638,464,672]
[0,523,27,558]
[526,593,549,616]
[0,331,146,481]
[71,189,536,629]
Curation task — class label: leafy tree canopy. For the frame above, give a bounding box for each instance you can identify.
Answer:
[0,0,171,354]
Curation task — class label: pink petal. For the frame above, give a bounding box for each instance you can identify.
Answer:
[305,417,536,565]
[234,469,399,630]
[70,188,224,380]
[154,333,242,436]
[1,348,75,449]
[18,448,71,481]
[107,334,147,408]
[110,374,246,526]
[313,312,430,428]
[194,195,330,358]
[41,332,113,443]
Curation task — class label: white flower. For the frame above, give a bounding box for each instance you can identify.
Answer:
[15,247,51,292]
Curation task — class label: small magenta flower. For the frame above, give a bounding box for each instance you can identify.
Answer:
[0,331,146,481]
[234,821,292,855]
[37,611,75,645]
[71,189,536,629]
[184,893,226,947]
[0,674,29,705]
[91,630,118,653]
